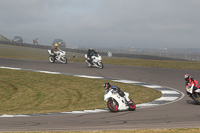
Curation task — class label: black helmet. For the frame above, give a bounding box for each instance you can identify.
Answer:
[184,74,191,81]
[103,82,111,89]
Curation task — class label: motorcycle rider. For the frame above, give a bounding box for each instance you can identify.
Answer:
[87,48,97,64]
[51,43,61,60]
[103,82,133,105]
[184,74,200,93]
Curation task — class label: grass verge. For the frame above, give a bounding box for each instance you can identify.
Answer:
[0,68,161,115]
[1,128,200,133]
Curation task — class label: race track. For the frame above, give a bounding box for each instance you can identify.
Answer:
[0,58,200,131]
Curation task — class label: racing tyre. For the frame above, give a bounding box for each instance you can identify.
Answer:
[107,99,118,112]
[192,93,200,105]
[62,57,67,64]
[99,62,103,69]
[128,99,136,111]
[87,63,92,68]
[49,55,55,63]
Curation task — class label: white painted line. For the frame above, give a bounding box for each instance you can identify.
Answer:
[142,85,163,88]
[0,66,21,70]
[94,109,108,112]
[38,71,61,74]
[59,109,108,114]
[112,80,142,84]
[71,111,87,113]
[161,90,179,94]
[155,97,179,101]
[136,103,159,107]
[0,114,29,118]
[83,110,97,113]
[84,110,106,113]
[60,112,73,114]
[75,75,104,79]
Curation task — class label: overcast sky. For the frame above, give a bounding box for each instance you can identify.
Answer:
[1,0,200,49]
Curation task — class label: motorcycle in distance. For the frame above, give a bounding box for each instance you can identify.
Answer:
[104,89,136,112]
[33,38,38,45]
[186,84,200,105]
[47,50,67,64]
[85,53,103,69]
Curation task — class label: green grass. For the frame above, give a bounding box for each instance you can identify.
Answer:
[0,68,161,115]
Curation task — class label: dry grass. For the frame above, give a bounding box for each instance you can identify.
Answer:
[0,68,161,115]
[1,128,200,133]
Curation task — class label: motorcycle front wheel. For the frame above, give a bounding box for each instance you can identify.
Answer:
[128,99,136,111]
[107,99,118,112]
[49,55,55,63]
[61,57,67,64]
[98,62,103,69]
[192,93,200,105]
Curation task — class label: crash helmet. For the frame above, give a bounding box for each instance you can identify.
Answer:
[184,74,191,81]
[54,43,58,47]
[103,82,111,89]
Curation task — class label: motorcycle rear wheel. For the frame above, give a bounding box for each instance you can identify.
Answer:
[49,55,55,63]
[128,99,136,111]
[192,93,200,105]
[107,99,118,112]
[87,63,92,68]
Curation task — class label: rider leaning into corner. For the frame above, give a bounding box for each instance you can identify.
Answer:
[104,82,133,105]
[51,42,61,60]
[87,48,97,64]
[184,74,200,94]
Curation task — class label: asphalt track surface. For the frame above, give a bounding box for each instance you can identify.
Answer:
[0,58,200,131]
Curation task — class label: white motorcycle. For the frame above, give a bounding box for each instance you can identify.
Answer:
[85,54,103,69]
[186,84,200,104]
[47,50,67,64]
[104,89,136,112]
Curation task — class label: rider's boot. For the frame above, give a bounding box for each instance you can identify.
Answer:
[125,96,132,105]
[55,56,59,61]
[57,54,62,61]
[87,59,93,65]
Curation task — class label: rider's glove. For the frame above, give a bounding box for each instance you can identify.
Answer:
[111,90,118,94]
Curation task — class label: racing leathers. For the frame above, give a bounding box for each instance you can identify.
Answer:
[51,45,61,60]
[87,49,97,64]
[186,78,199,88]
[185,78,200,95]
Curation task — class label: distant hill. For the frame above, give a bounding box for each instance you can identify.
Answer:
[0,34,10,41]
